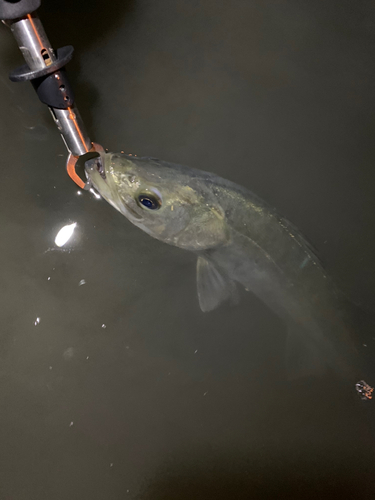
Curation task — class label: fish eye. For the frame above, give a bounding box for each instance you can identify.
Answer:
[137,193,161,210]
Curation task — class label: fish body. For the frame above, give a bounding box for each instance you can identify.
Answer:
[85,152,367,381]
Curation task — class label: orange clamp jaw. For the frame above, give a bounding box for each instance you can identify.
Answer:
[66,143,105,189]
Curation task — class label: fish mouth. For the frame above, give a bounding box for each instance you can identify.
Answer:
[85,155,106,179]
[84,153,143,221]
[83,169,93,188]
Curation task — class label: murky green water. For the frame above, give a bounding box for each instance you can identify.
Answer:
[0,1,375,498]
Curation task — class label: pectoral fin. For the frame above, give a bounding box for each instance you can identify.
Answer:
[196,256,238,312]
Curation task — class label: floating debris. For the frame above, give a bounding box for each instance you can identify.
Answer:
[34,317,40,326]
[69,421,74,427]
[356,380,373,401]
[101,324,107,329]
[63,347,75,360]
[78,279,86,286]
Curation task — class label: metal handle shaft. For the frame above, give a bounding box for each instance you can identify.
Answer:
[2,9,91,156]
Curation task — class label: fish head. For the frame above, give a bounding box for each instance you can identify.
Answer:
[85,152,229,250]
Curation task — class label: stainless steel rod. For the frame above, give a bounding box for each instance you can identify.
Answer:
[9,13,55,70]
[7,12,92,156]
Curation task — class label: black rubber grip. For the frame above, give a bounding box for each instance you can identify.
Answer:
[9,45,74,82]
[32,67,74,109]
[9,45,75,109]
[0,0,40,20]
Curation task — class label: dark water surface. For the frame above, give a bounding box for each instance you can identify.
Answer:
[0,1,375,498]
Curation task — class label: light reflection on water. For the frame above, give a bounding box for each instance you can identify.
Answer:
[54,222,77,247]
[0,1,375,498]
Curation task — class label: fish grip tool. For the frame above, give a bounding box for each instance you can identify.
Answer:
[0,0,103,188]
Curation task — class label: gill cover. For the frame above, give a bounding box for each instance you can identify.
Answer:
[172,204,229,250]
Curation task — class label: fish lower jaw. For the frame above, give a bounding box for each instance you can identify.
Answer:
[119,202,143,221]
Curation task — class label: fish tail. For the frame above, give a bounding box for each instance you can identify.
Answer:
[285,321,361,383]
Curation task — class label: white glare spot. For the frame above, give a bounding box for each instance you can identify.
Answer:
[101,324,107,329]
[69,421,74,427]
[47,277,51,281]
[90,188,101,200]
[78,279,86,286]
[55,222,77,247]
[34,317,40,326]
[77,190,82,195]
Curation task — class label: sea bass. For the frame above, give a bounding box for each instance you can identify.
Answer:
[85,152,370,384]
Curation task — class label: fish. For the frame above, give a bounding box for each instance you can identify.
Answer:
[85,151,373,385]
